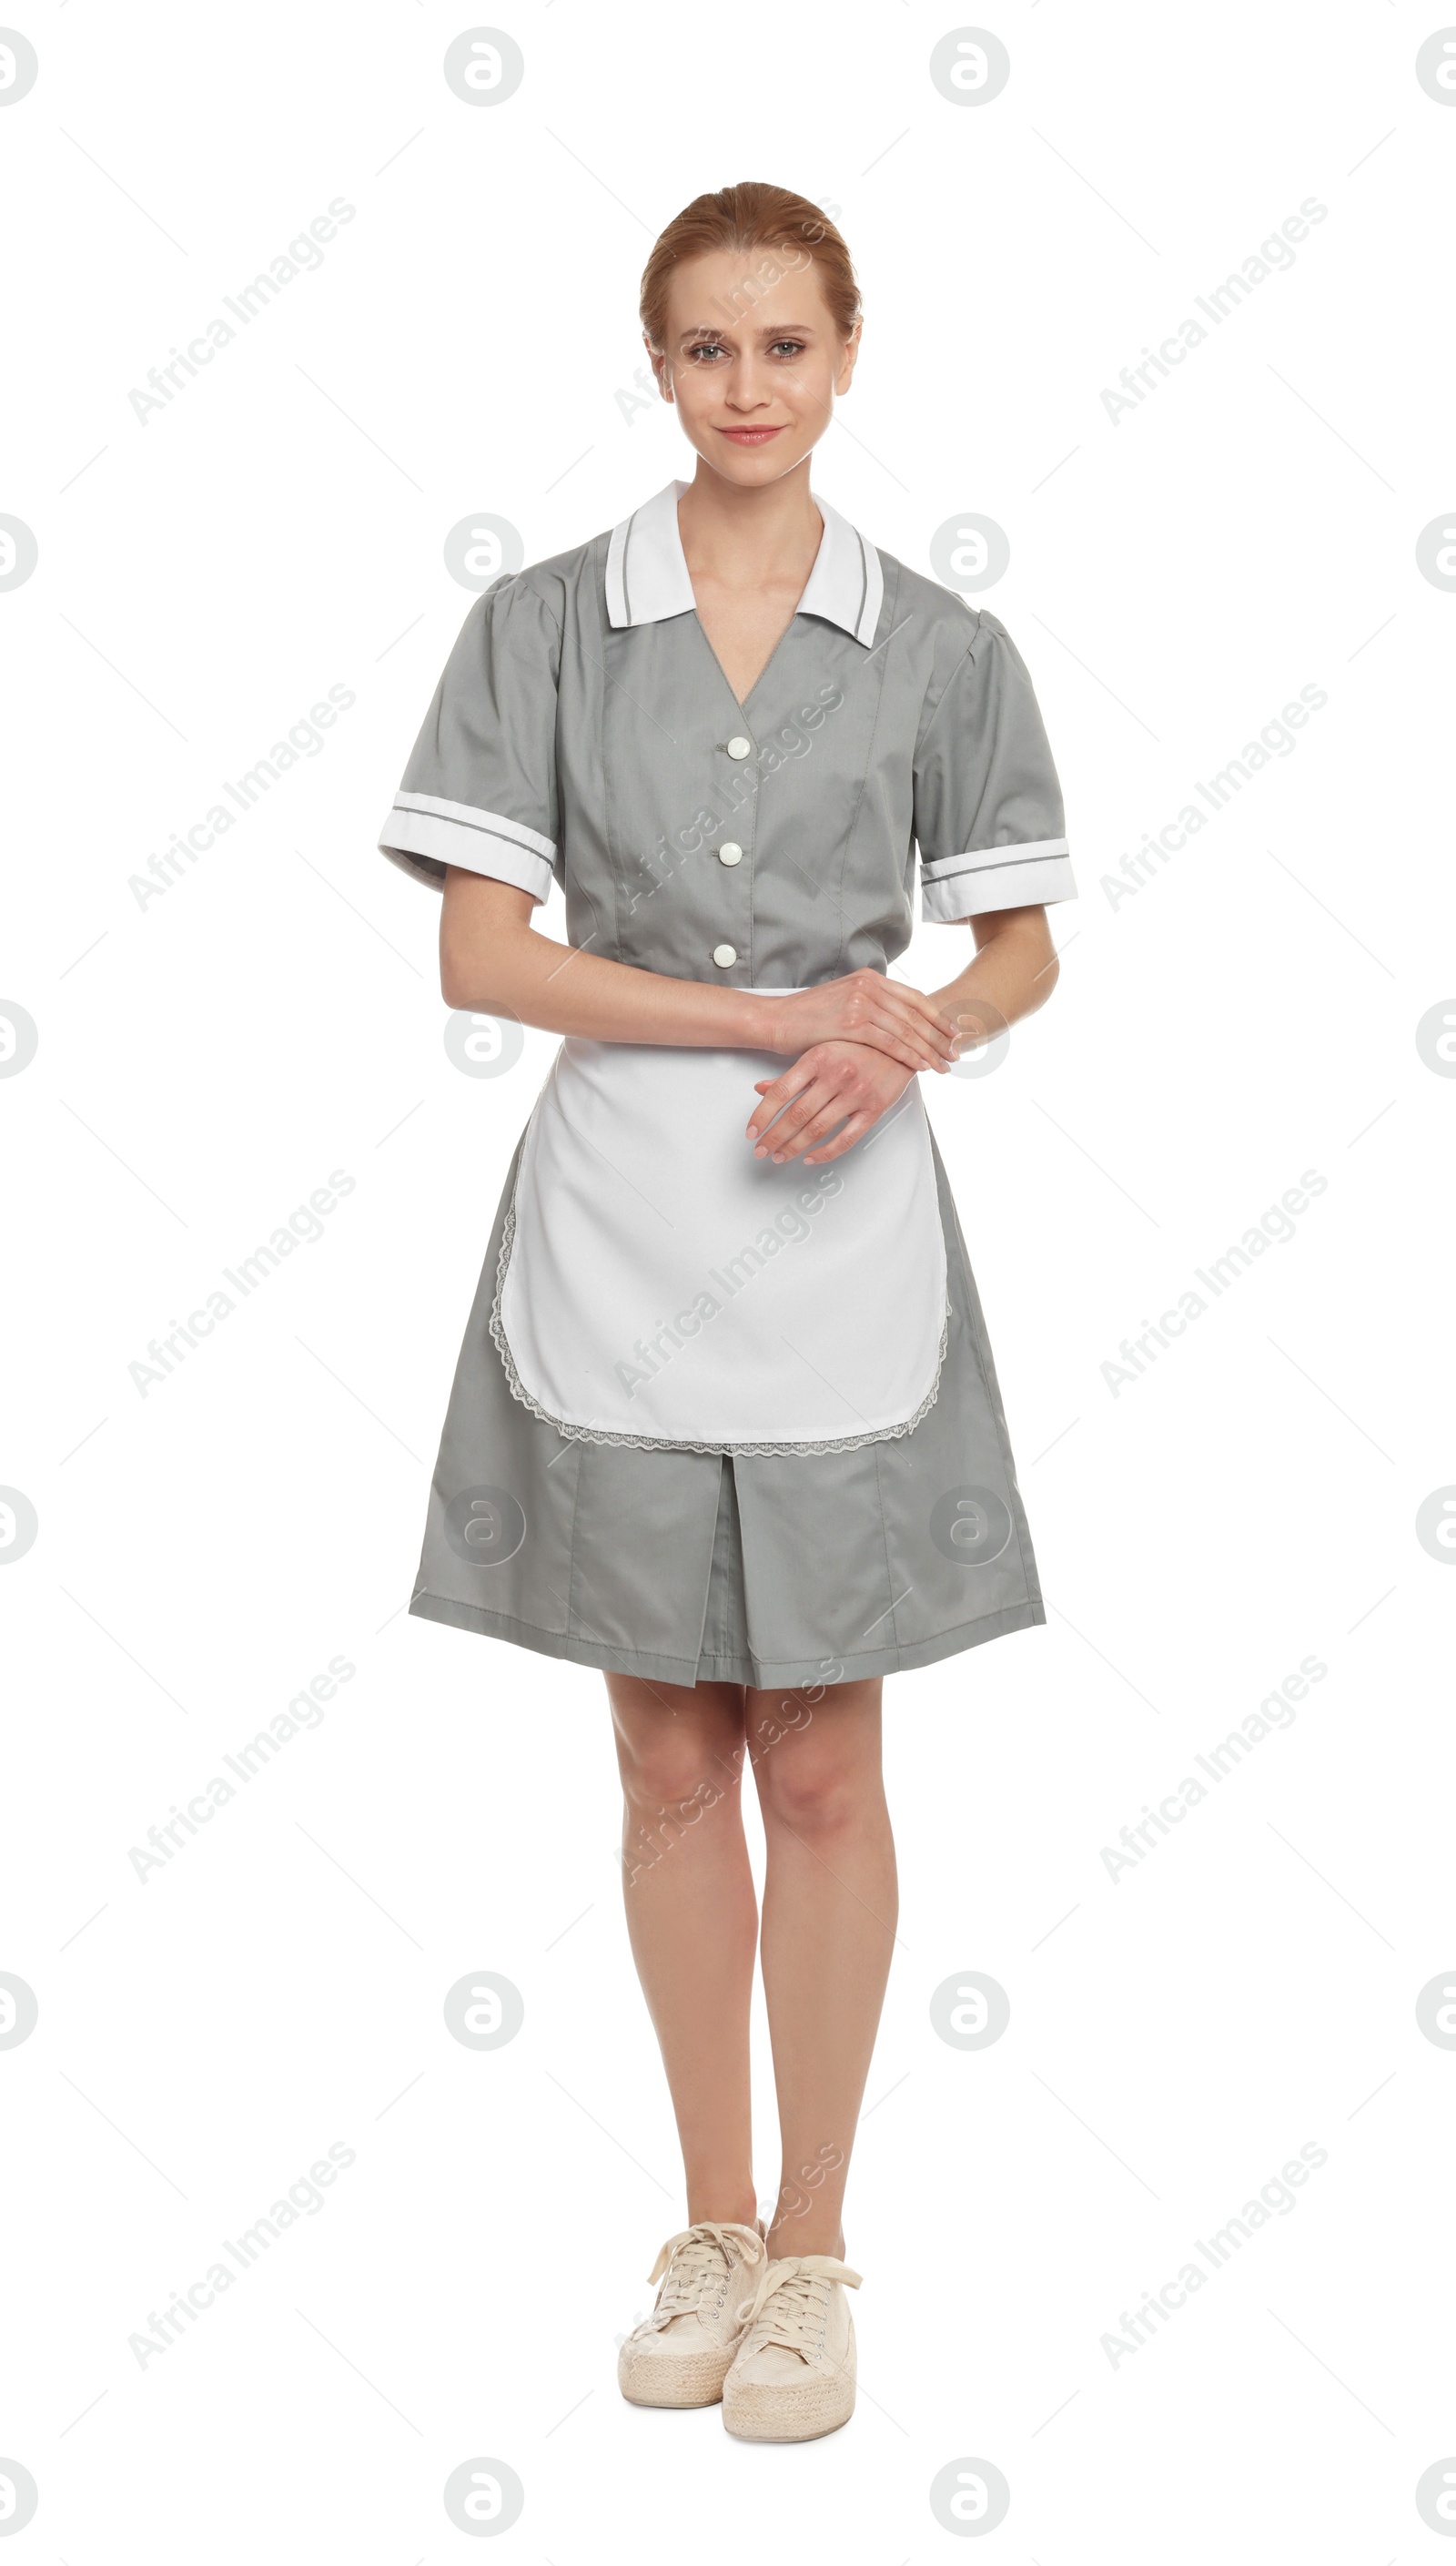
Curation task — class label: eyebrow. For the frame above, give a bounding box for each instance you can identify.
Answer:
[674,320,820,343]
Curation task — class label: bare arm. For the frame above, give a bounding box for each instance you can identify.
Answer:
[438,870,962,1073]
[928,901,1060,1039]
[746,906,1062,1165]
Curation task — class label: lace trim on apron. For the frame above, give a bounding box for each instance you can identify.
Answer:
[488,1184,951,1459]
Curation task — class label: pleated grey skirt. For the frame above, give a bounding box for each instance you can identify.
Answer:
[408,1131,1045,1690]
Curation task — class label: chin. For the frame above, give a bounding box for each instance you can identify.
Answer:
[703,441,812,485]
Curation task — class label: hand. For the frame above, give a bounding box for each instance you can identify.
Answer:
[758,969,959,1077]
[747,1041,915,1166]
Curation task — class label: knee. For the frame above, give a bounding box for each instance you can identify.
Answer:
[755,1734,870,1841]
[616,1730,738,1824]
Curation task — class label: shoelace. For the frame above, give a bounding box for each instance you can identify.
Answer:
[733,2255,863,2362]
[633,2222,766,2337]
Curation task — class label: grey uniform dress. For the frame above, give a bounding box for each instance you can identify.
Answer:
[379,479,1077,1691]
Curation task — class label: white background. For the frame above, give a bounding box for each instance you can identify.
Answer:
[3,0,1455,2557]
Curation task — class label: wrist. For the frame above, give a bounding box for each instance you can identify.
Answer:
[733,990,779,1051]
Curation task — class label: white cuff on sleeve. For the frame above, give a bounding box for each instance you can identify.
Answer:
[378,792,555,900]
[920,837,1075,921]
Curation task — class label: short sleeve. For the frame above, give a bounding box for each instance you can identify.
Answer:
[913,611,1076,921]
[377,574,561,899]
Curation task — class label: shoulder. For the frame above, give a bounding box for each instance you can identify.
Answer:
[491,526,610,633]
[875,547,980,640]
[874,548,1024,673]
[872,549,1035,724]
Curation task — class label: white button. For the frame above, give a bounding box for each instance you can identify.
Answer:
[712,943,738,968]
[725,735,752,759]
[718,841,743,867]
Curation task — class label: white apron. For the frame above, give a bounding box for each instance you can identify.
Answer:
[491,1003,948,1455]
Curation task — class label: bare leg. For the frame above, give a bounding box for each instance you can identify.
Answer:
[607,1675,758,2228]
[750,1678,897,2258]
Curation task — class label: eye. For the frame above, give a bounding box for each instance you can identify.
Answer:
[685,339,727,363]
[769,339,806,358]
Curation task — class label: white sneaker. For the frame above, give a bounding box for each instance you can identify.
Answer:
[617,2221,767,2409]
[721,2255,862,2441]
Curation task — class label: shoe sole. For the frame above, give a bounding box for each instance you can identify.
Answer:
[618,2347,733,2409]
[722,2359,855,2442]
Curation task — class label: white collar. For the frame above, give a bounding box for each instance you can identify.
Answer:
[604,478,884,648]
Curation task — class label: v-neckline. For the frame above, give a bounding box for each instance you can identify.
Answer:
[679,495,825,721]
[691,608,800,722]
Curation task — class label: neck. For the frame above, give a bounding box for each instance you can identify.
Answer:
[676,461,823,589]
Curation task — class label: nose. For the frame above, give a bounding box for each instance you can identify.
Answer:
[723,353,774,412]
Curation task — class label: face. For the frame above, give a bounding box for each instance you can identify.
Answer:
[649,246,860,489]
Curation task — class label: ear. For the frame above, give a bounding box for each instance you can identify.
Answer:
[643,334,674,402]
[834,320,863,396]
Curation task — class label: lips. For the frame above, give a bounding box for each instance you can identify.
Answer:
[719,427,786,444]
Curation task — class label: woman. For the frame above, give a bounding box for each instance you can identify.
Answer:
[378,183,1075,2442]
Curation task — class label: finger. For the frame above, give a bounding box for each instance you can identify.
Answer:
[748,1090,812,1148]
[837,972,954,1061]
[765,1091,851,1162]
[754,1057,820,1105]
[803,1110,877,1165]
[882,985,961,1051]
[750,1089,825,1151]
[875,994,960,1065]
[897,980,960,1034]
[860,989,956,1062]
[760,1082,840,1161]
[863,1014,951,1075]
[843,1016,945,1079]
[773,1114,851,1164]
[747,1063,819,1143]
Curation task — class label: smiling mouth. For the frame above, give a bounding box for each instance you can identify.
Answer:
[719,426,786,444]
